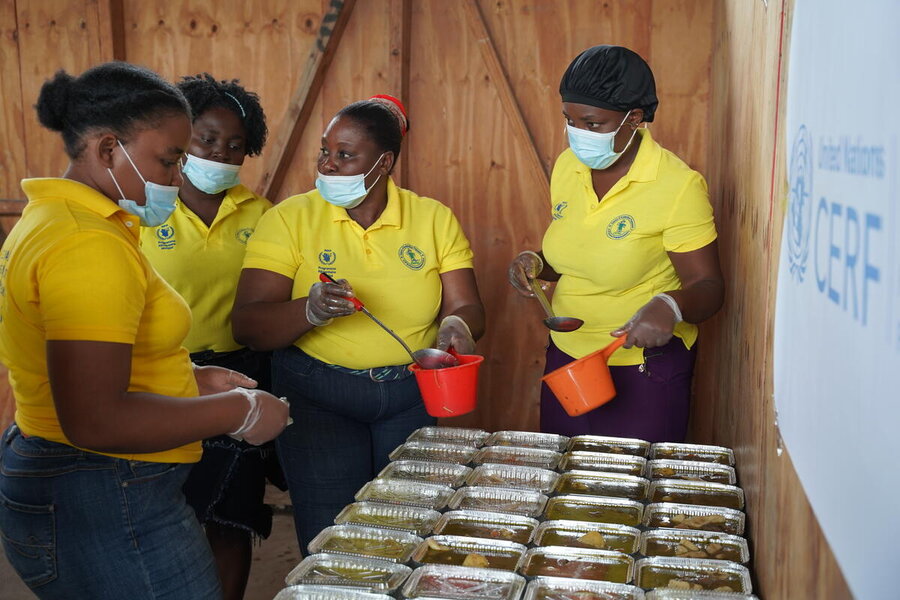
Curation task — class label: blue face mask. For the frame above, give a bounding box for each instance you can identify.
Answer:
[107,140,180,227]
[182,153,241,194]
[566,111,638,170]
[315,153,385,209]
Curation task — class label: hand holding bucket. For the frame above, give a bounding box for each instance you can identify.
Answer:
[541,336,626,417]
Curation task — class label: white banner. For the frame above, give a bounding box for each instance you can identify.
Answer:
[774,1,900,597]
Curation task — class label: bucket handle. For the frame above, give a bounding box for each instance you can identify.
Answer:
[599,336,626,361]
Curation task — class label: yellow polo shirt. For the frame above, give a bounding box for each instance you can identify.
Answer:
[0,178,200,463]
[543,129,717,365]
[140,185,271,353]
[243,178,474,369]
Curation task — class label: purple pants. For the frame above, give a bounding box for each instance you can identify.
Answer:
[540,337,697,442]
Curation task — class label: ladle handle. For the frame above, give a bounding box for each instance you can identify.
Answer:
[318,272,417,362]
[528,277,555,319]
[319,272,363,311]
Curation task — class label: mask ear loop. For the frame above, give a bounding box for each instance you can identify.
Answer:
[362,152,387,194]
[116,139,148,184]
[615,110,640,153]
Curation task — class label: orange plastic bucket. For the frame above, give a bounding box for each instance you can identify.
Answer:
[409,353,484,417]
[541,337,626,417]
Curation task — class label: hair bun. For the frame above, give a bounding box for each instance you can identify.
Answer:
[35,70,75,131]
[368,94,408,136]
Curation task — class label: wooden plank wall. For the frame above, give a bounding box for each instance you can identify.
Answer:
[690,0,852,598]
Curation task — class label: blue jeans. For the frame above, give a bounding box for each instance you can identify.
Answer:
[272,346,435,550]
[0,425,221,599]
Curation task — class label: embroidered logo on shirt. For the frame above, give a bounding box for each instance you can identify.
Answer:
[235,228,254,245]
[398,244,426,270]
[606,215,635,239]
[552,201,568,220]
[156,224,176,250]
[318,249,336,265]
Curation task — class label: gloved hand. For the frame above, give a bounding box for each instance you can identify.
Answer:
[611,295,681,349]
[306,279,356,326]
[436,315,475,354]
[193,364,257,395]
[228,388,291,446]
[508,250,547,297]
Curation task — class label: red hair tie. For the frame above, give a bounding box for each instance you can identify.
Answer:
[368,94,408,136]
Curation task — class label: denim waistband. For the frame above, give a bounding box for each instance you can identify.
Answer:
[322,361,414,382]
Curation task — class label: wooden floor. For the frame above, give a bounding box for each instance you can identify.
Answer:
[0,487,302,600]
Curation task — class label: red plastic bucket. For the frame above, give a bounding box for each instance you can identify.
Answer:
[409,353,483,417]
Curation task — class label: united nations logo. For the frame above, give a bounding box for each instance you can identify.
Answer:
[156,224,175,250]
[606,215,635,239]
[398,244,426,270]
[552,201,568,220]
[318,249,336,265]
[235,227,253,245]
[787,125,813,282]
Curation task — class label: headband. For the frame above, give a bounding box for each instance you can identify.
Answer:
[223,92,246,118]
[368,94,408,136]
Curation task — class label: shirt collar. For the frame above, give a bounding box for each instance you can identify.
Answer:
[223,183,256,205]
[571,128,661,184]
[327,177,402,229]
[21,177,141,239]
[21,177,123,218]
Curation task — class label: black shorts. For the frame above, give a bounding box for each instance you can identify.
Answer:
[182,348,286,539]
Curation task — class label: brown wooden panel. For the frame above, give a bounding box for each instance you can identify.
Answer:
[15,0,106,179]
[647,0,712,173]
[0,0,26,199]
[405,0,561,432]
[691,0,852,598]
[96,0,127,61]
[258,0,357,199]
[122,0,324,202]
[274,0,397,202]
[475,0,652,177]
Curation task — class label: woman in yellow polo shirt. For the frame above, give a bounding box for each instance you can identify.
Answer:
[509,45,725,442]
[139,73,280,600]
[0,63,288,599]
[232,95,485,548]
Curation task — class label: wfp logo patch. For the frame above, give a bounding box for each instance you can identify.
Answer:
[235,228,253,245]
[156,224,175,250]
[606,215,635,239]
[787,125,813,282]
[398,244,426,270]
[552,201,568,220]
[318,249,336,265]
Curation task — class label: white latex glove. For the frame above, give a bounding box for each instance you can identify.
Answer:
[435,315,475,354]
[508,250,547,297]
[228,388,291,445]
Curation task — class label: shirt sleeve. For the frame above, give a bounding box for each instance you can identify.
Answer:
[39,231,147,343]
[435,205,474,273]
[242,204,304,279]
[662,171,718,252]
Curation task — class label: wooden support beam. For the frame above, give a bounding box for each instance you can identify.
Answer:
[461,0,550,191]
[0,199,26,215]
[97,0,126,61]
[258,0,357,200]
[388,0,412,187]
